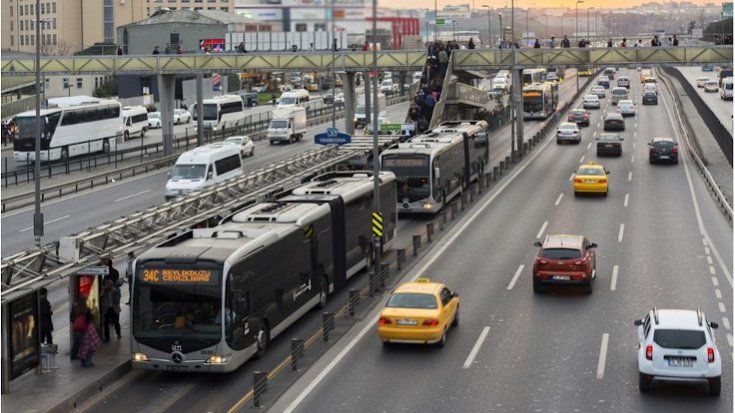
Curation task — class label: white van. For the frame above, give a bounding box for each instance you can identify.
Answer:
[277,89,310,109]
[164,143,243,200]
[122,106,149,140]
[720,77,733,100]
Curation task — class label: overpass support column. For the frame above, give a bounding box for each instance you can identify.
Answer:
[196,73,204,147]
[511,68,524,159]
[342,72,356,135]
[158,74,176,156]
[363,71,372,125]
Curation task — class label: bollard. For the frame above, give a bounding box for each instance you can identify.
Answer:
[493,166,499,180]
[440,210,447,230]
[523,142,529,152]
[506,154,512,165]
[348,289,360,316]
[469,186,474,202]
[322,312,334,342]
[460,192,466,211]
[478,175,484,194]
[380,264,389,288]
[426,223,435,243]
[291,338,305,371]
[396,249,406,270]
[451,203,458,219]
[499,161,505,172]
[412,235,422,256]
[369,271,378,297]
[253,371,268,408]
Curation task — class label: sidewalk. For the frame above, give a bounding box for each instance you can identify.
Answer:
[1,306,133,413]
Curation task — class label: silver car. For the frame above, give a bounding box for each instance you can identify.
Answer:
[617,100,636,117]
[590,86,606,98]
[556,122,581,144]
[582,95,601,109]
[224,135,255,157]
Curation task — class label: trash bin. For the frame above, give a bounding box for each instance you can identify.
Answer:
[40,344,58,372]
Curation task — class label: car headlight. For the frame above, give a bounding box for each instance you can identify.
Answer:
[205,355,231,365]
[133,352,149,362]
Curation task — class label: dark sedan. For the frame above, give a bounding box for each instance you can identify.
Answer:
[567,109,591,127]
[596,133,624,156]
[603,112,625,131]
[649,137,679,164]
[642,91,658,105]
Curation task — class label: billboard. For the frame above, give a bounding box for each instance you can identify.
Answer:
[199,39,226,52]
[9,291,40,380]
[723,2,733,18]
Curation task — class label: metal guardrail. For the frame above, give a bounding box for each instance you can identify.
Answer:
[657,69,733,225]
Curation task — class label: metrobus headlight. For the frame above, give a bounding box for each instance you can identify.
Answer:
[422,202,432,209]
[206,355,232,365]
[133,352,149,362]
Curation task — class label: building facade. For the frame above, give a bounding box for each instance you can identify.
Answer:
[2,0,148,54]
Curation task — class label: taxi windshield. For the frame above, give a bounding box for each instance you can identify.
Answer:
[387,293,438,309]
[577,167,604,176]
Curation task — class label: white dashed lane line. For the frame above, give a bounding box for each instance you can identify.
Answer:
[610,265,619,291]
[719,302,727,313]
[727,334,733,347]
[569,173,575,181]
[506,265,525,290]
[624,193,629,207]
[707,256,713,265]
[712,277,719,287]
[631,155,635,163]
[715,289,722,299]
[617,224,625,242]
[709,266,716,275]
[19,214,70,233]
[587,142,592,150]
[535,221,548,239]
[580,155,586,163]
[723,317,731,331]
[555,193,564,206]
[463,327,491,369]
[596,333,610,379]
[628,171,632,181]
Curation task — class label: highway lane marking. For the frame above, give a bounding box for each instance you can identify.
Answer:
[19,214,70,233]
[727,334,733,347]
[662,90,733,287]
[282,118,562,413]
[596,333,610,379]
[535,221,548,239]
[628,171,632,181]
[705,246,711,255]
[624,193,629,208]
[555,193,564,206]
[709,265,716,275]
[723,317,731,331]
[712,277,719,287]
[610,265,619,291]
[114,189,151,203]
[580,155,586,163]
[634,131,637,139]
[719,302,726,313]
[463,327,491,369]
[630,155,635,163]
[617,224,625,242]
[506,265,525,290]
[586,142,592,150]
[569,173,575,181]
[707,256,713,265]
[715,289,722,299]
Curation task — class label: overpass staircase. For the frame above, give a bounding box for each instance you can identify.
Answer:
[429,58,489,129]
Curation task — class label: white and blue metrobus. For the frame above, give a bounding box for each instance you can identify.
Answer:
[522,82,558,120]
[380,121,489,214]
[13,99,122,162]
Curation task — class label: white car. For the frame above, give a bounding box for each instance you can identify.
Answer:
[643,83,658,95]
[635,308,721,396]
[173,109,191,124]
[704,80,719,93]
[590,86,606,98]
[582,94,601,109]
[334,93,345,104]
[380,80,399,93]
[696,77,712,88]
[556,122,581,144]
[224,135,255,157]
[147,112,162,129]
[617,76,631,89]
[492,78,510,93]
[616,99,636,117]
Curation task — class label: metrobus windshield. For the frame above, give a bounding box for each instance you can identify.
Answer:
[133,266,223,344]
[382,155,431,201]
[523,95,544,112]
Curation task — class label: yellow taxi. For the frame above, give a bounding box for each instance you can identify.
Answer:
[573,161,609,197]
[377,278,459,347]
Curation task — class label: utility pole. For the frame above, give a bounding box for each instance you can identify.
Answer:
[371,0,381,280]
[331,0,336,128]
[33,0,44,246]
[483,5,492,47]
[576,0,585,44]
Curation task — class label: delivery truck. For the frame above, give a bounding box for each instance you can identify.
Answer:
[267,107,308,144]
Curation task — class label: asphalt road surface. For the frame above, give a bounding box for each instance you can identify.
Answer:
[675,66,733,135]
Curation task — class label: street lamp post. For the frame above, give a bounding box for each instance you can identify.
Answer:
[34,0,44,246]
[576,0,584,44]
[482,5,492,47]
[543,14,549,40]
[330,0,336,128]
[434,0,438,42]
[498,13,504,43]
[525,9,529,46]
[587,7,591,45]
[370,0,381,279]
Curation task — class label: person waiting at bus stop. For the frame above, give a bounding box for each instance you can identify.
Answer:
[101,278,122,342]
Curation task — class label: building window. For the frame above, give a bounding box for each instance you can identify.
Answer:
[10,36,14,46]
[315,23,326,31]
[208,6,215,9]
[20,36,24,46]
[41,3,44,13]
[181,0,189,2]
[52,19,56,29]
[53,34,56,45]
[295,23,307,32]
[30,4,33,15]
[52,2,56,13]
[63,78,69,88]
[30,35,34,46]
[220,6,228,11]
[104,0,114,44]
[77,78,83,88]
[208,0,215,2]
[183,6,190,9]
[169,6,176,10]
[20,5,24,15]
[9,6,13,17]
[194,7,202,10]
[195,0,202,3]
[9,21,13,31]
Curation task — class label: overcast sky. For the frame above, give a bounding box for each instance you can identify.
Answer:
[376,0,721,10]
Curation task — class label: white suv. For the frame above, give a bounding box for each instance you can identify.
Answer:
[634,308,721,396]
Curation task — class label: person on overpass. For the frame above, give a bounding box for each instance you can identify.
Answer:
[621,38,628,47]
[468,38,476,49]
[549,36,556,48]
[561,35,571,48]
[533,39,541,48]
[672,35,679,46]
[607,39,614,47]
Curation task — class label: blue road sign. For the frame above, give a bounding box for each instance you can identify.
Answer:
[315,129,352,145]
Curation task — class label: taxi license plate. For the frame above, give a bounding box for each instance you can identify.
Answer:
[586,179,596,183]
[668,357,693,367]
[553,275,571,280]
[397,319,417,326]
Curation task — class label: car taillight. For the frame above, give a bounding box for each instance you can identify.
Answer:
[672,147,678,155]
[708,347,715,363]
[536,257,549,265]
[645,345,653,360]
[423,319,440,326]
[584,114,589,119]
[574,258,588,266]
[599,179,607,184]
[378,317,391,325]
[574,178,583,183]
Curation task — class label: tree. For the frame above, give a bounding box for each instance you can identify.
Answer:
[227,73,240,93]
[93,78,118,98]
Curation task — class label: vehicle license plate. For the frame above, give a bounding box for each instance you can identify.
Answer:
[605,144,613,148]
[397,319,417,326]
[586,179,596,183]
[553,275,570,280]
[660,156,669,159]
[166,365,189,372]
[668,357,693,367]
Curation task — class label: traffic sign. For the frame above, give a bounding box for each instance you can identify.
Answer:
[379,123,403,132]
[315,128,352,145]
[435,19,445,25]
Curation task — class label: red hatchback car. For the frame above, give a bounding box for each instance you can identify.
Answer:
[532,234,597,294]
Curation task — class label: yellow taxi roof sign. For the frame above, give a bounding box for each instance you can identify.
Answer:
[415,277,431,283]
[587,161,596,165]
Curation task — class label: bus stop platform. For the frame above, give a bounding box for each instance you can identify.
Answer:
[1,309,133,413]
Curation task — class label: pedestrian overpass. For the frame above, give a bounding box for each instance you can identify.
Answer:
[1,46,732,76]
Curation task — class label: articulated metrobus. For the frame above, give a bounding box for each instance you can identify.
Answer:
[380,121,489,214]
[191,95,245,132]
[522,68,548,86]
[131,171,396,372]
[522,82,558,120]
[13,99,122,162]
